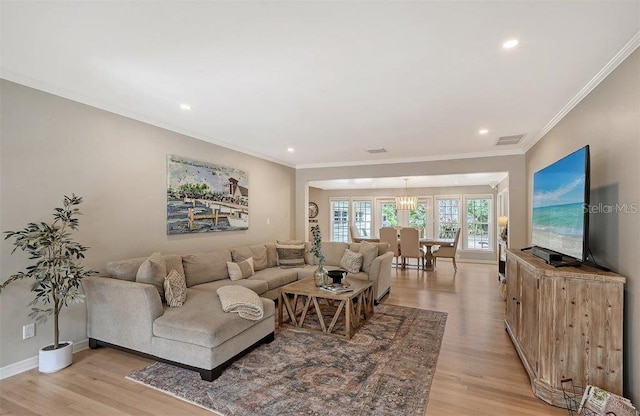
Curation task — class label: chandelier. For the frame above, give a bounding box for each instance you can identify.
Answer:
[395,178,418,211]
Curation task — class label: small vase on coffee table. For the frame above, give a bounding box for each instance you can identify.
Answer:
[314,261,327,287]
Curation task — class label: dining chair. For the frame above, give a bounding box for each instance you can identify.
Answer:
[349,225,363,243]
[433,228,461,271]
[399,227,424,270]
[379,227,400,268]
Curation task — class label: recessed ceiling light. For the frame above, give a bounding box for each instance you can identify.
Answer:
[180,104,191,111]
[287,147,295,153]
[479,129,489,135]
[502,39,519,49]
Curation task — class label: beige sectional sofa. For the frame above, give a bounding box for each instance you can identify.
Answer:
[82,240,393,381]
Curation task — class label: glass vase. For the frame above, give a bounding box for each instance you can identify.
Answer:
[314,263,327,287]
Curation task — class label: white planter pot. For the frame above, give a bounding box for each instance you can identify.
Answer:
[39,341,73,373]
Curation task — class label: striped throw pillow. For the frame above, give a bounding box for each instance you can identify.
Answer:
[276,243,306,268]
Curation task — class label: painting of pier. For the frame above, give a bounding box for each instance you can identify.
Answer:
[167,155,249,234]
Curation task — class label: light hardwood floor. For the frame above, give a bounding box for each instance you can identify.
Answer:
[0,261,566,416]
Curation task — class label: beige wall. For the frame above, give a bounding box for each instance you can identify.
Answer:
[308,185,498,262]
[297,155,527,253]
[526,50,639,402]
[0,80,296,368]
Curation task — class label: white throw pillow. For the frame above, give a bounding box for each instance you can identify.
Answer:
[164,269,187,307]
[340,249,363,274]
[227,257,255,281]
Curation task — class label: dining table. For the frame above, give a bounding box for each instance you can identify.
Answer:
[419,238,455,270]
[354,237,380,243]
[355,236,455,270]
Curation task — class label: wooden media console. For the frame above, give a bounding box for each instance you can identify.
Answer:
[505,249,625,408]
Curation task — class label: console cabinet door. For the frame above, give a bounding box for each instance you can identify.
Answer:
[518,267,539,371]
[540,277,624,394]
[505,256,519,330]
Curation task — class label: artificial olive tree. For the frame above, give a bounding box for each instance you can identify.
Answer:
[1,194,96,349]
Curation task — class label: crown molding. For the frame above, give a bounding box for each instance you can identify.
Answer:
[0,74,526,170]
[523,30,640,152]
[295,148,525,170]
[0,70,297,169]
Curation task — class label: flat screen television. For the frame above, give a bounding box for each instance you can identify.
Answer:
[532,145,590,263]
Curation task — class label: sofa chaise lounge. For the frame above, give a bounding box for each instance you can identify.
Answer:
[82,240,393,381]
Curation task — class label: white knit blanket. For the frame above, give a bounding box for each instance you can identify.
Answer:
[216,285,264,321]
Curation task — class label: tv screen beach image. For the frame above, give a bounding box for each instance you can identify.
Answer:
[532,148,587,260]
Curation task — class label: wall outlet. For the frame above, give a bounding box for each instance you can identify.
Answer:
[23,323,35,340]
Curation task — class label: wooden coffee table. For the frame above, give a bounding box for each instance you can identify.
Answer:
[278,277,375,339]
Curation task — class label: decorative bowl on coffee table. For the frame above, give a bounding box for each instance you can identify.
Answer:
[327,269,347,284]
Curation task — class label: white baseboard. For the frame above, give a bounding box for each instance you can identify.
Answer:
[0,338,89,380]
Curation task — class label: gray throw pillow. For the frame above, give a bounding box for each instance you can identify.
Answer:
[277,239,304,246]
[136,252,167,301]
[359,241,379,273]
[276,243,306,268]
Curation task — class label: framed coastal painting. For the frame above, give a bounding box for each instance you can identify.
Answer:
[166,155,249,234]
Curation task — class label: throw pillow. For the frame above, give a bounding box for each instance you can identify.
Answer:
[340,249,363,274]
[359,241,379,273]
[277,239,304,246]
[164,269,187,307]
[227,257,255,281]
[136,252,167,301]
[276,243,306,268]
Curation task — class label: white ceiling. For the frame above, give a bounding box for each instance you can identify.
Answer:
[1,2,639,169]
[310,172,509,190]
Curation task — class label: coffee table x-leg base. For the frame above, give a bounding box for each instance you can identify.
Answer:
[279,283,374,340]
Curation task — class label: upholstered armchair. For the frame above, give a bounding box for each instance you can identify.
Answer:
[399,227,424,270]
[349,225,363,243]
[433,228,461,271]
[379,227,400,268]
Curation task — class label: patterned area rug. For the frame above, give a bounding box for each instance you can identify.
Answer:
[126,304,447,416]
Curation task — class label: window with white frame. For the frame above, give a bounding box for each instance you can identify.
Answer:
[408,201,427,238]
[352,199,373,237]
[374,197,434,238]
[378,200,398,229]
[436,197,460,239]
[330,199,350,242]
[465,196,492,250]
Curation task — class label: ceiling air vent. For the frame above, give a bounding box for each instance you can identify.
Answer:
[366,148,387,154]
[496,134,524,146]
